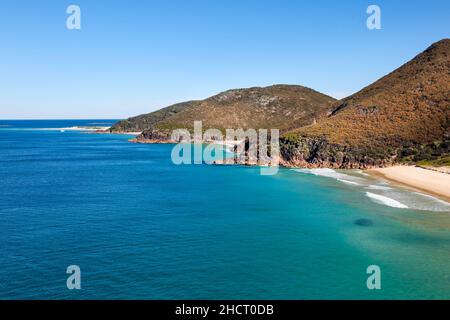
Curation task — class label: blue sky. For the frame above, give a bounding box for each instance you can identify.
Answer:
[0,0,448,119]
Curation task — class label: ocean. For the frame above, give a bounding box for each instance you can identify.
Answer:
[0,120,449,299]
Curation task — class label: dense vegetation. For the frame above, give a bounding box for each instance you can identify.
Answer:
[110,85,336,138]
[111,40,449,168]
[280,39,450,168]
[110,101,198,132]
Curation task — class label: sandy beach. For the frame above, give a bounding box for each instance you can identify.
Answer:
[369,166,450,202]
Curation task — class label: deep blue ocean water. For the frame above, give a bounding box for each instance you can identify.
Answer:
[0,120,449,299]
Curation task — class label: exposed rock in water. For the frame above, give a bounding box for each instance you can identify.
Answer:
[130,129,177,144]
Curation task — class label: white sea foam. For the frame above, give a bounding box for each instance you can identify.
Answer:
[292,168,363,185]
[292,168,311,174]
[292,168,449,212]
[37,126,110,131]
[365,192,408,209]
[337,179,360,185]
[412,192,450,206]
[355,169,370,176]
[367,184,392,191]
[309,168,342,178]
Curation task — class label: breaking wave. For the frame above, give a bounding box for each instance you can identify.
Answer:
[365,192,409,209]
[291,168,449,212]
[292,168,364,185]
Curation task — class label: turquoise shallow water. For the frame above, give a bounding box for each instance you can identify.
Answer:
[0,120,449,299]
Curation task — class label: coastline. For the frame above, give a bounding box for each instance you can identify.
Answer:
[368,166,450,203]
[94,131,450,204]
[128,137,175,143]
[92,129,142,136]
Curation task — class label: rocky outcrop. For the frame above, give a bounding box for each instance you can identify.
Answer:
[130,129,176,143]
[279,135,396,168]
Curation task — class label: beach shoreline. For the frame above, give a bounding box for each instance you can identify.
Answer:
[87,130,450,204]
[368,166,450,203]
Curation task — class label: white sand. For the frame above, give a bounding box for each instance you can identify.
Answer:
[370,166,450,202]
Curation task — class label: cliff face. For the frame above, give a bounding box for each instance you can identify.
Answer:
[280,136,400,168]
[280,39,450,168]
[110,85,337,140]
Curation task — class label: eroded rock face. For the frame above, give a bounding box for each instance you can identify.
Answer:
[279,132,450,169]
[132,129,175,143]
[279,135,397,169]
[141,129,171,140]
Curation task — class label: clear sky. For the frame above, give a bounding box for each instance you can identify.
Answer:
[0,0,448,119]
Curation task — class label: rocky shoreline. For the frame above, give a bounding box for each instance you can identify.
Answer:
[128,137,176,144]
[96,129,450,201]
